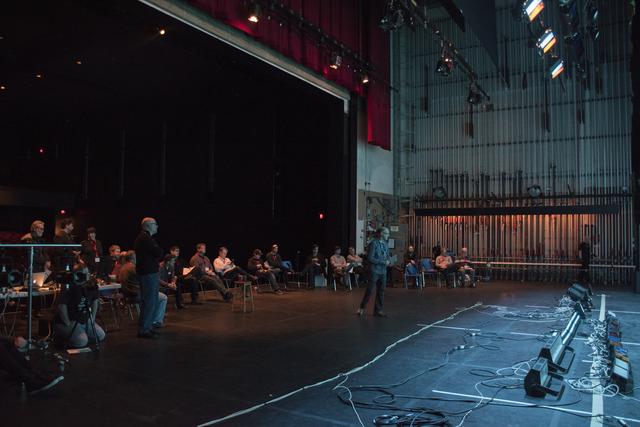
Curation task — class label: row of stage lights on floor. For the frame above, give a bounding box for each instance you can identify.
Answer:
[245,1,370,85]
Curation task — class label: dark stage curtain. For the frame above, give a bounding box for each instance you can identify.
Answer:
[188,0,390,150]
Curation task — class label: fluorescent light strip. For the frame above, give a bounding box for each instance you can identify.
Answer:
[525,0,544,22]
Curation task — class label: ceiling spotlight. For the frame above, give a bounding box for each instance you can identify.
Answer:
[467,84,484,105]
[247,2,262,23]
[75,59,82,65]
[433,186,447,200]
[36,73,43,79]
[536,28,557,55]
[523,0,545,22]
[329,52,342,70]
[0,85,5,90]
[361,73,370,84]
[550,58,565,79]
[436,49,454,77]
[159,28,166,36]
[527,185,543,198]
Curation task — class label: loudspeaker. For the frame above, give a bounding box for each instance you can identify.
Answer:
[525,357,565,398]
[567,284,594,308]
[611,358,634,393]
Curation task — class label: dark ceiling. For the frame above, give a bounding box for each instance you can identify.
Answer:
[0,0,327,129]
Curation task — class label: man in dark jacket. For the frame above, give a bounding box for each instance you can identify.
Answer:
[20,220,48,273]
[133,217,163,339]
[80,227,104,275]
[265,244,290,287]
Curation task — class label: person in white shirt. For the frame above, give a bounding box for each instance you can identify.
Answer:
[329,246,351,290]
[213,247,256,282]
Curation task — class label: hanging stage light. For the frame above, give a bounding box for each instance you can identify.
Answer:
[527,185,543,198]
[379,9,404,31]
[433,186,447,200]
[536,28,557,55]
[247,2,262,23]
[523,0,545,23]
[329,52,342,70]
[550,58,565,79]
[435,49,454,77]
[467,84,484,105]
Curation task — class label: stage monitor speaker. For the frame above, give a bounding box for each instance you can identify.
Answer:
[572,283,593,296]
[539,334,575,373]
[611,358,634,394]
[568,284,594,308]
[525,357,565,399]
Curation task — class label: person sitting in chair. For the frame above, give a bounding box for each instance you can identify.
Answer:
[455,247,476,288]
[214,246,256,282]
[54,262,106,348]
[161,246,201,308]
[102,245,123,279]
[300,244,327,288]
[247,249,283,295]
[80,227,103,275]
[404,245,421,288]
[190,243,233,302]
[329,246,351,290]
[265,244,290,287]
[435,247,455,288]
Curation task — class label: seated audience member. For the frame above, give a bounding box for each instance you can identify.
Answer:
[80,227,103,275]
[20,220,48,273]
[189,243,233,302]
[246,249,283,295]
[161,246,200,308]
[432,241,442,260]
[329,246,351,289]
[455,247,476,287]
[300,244,327,287]
[214,246,256,282]
[0,335,63,395]
[265,244,290,286]
[404,245,421,287]
[53,262,106,348]
[102,245,123,279]
[346,247,365,279]
[117,251,168,328]
[435,247,455,288]
[53,218,80,271]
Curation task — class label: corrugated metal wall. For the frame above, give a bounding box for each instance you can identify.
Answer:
[393,0,634,285]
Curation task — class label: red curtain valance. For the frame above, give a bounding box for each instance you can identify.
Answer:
[188,0,390,150]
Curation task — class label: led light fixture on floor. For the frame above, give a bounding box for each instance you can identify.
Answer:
[523,0,545,22]
[536,28,557,55]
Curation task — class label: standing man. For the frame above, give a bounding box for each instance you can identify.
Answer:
[358,227,391,317]
[133,217,163,339]
[80,227,103,275]
[54,219,79,271]
[20,220,48,273]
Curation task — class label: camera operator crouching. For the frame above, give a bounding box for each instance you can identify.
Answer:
[54,262,106,348]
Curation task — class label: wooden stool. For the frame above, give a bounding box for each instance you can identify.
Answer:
[231,281,254,313]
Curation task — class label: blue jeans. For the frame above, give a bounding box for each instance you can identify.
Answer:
[139,272,159,334]
[360,271,386,313]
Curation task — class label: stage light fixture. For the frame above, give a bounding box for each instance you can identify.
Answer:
[75,59,82,65]
[433,186,447,200]
[36,73,43,79]
[0,85,5,90]
[523,0,545,22]
[379,9,404,31]
[247,2,262,23]
[329,52,342,70]
[159,28,166,36]
[361,73,370,84]
[467,85,484,105]
[435,49,454,77]
[550,58,565,79]
[536,28,557,55]
[38,147,45,155]
[527,185,542,198]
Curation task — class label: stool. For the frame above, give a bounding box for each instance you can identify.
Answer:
[231,281,254,313]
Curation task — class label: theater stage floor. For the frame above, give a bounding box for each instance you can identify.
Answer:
[2,281,639,426]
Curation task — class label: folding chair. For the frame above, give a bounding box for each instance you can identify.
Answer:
[420,258,438,287]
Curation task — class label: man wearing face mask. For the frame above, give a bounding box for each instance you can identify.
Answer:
[358,227,391,317]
